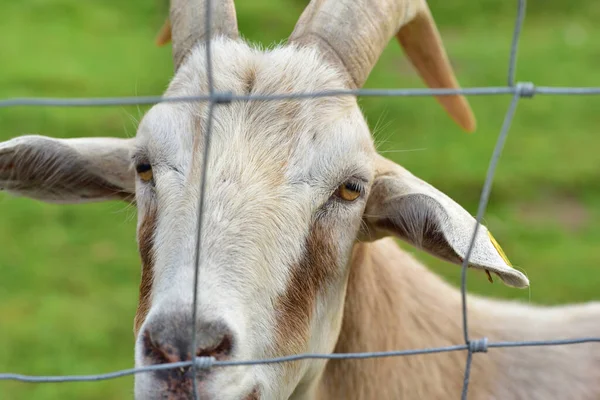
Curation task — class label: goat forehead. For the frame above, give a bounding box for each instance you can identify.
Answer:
[167,38,351,100]
[137,40,375,181]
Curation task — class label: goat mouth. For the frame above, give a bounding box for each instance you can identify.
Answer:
[152,384,260,400]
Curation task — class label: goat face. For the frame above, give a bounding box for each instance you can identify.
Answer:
[131,39,379,399]
[0,0,529,399]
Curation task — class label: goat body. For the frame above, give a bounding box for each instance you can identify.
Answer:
[318,239,600,400]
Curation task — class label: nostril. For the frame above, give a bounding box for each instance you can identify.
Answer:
[196,334,233,360]
[142,330,181,365]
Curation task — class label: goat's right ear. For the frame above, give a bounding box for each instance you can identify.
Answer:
[0,135,136,204]
[360,154,529,289]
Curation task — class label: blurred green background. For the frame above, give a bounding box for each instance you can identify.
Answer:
[1,0,599,399]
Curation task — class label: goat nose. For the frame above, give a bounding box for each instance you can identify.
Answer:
[141,316,235,365]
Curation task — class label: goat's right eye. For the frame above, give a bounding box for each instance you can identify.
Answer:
[136,163,153,183]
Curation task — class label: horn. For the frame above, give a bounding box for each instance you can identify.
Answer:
[170,0,239,71]
[155,18,172,46]
[288,0,476,132]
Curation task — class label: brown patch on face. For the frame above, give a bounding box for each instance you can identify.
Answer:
[134,205,158,336]
[274,218,339,357]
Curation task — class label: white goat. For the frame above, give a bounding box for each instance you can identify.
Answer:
[1,0,599,399]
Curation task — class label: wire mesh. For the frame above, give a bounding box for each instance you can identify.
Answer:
[1,0,600,399]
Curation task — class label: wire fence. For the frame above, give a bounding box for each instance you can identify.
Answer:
[1,0,600,399]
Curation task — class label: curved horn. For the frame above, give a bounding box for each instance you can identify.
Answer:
[170,0,239,71]
[288,0,476,132]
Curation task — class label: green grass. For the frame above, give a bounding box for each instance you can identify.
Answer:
[1,1,599,399]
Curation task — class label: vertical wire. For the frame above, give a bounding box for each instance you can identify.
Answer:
[460,0,528,344]
[461,350,474,400]
[459,91,521,398]
[190,101,215,399]
[191,0,216,398]
[508,0,527,86]
[461,1,527,396]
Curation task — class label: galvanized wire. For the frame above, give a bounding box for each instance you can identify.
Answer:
[459,90,522,400]
[508,0,527,86]
[3,85,600,108]
[190,0,216,398]
[2,338,599,383]
[1,0,600,398]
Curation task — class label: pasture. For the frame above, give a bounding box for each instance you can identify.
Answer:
[1,0,599,399]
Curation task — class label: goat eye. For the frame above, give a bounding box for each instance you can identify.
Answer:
[336,181,362,202]
[136,163,153,182]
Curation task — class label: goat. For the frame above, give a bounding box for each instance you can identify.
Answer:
[1,0,599,399]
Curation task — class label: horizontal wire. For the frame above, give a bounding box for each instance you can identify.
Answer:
[1,338,599,383]
[2,85,600,108]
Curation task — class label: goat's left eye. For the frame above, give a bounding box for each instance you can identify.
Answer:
[136,163,153,182]
[336,181,362,202]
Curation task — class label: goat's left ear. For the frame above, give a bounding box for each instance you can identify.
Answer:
[360,155,529,289]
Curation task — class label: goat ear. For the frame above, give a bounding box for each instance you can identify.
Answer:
[361,155,529,289]
[0,135,136,204]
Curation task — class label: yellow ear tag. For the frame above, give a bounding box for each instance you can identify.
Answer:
[488,231,512,267]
